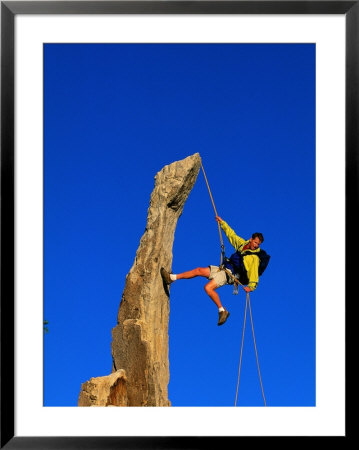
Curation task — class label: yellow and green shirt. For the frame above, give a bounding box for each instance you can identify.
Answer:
[220,220,260,291]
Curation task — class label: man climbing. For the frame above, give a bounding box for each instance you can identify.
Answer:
[161,216,266,326]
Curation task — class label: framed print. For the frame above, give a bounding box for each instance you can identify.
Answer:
[1,1,355,447]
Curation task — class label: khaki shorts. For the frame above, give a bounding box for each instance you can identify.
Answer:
[208,265,233,288]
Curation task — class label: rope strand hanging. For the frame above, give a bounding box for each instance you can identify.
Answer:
[235,293,267,407]
[200,162,225,264]
[235,293,249,406]
[248,294,267,406]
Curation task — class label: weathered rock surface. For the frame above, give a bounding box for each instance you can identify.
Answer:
[78,370,128,406]
[78,153,201,406]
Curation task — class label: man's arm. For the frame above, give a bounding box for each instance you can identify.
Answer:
[243,255,260,292]
[215,216,246,251]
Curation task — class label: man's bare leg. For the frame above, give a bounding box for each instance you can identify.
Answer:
[176,267,210,280]
[176,268,222,308]
[160,266,229,325]
[203,279,223,308]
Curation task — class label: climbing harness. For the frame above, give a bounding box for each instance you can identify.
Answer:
[200,161,267,407]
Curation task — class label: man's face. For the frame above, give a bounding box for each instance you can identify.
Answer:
[249,237,261,250]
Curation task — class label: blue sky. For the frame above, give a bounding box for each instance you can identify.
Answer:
[44,43,315,407]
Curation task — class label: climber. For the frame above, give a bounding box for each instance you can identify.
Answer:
[160,216,266,326]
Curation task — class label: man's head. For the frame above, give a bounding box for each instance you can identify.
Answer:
[249,232,264,250]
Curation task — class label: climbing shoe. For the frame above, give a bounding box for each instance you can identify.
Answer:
[160,267,173,285]
[218,309,230,326]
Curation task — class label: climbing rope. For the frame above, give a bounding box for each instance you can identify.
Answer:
[248,294,267,406]
[234,292,267,407]
[235,293,249,406]
[200,160,266,407]
[200,162,225,264]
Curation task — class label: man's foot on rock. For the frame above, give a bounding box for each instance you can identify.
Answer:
[218,309,230,326]
[160,267,173,285]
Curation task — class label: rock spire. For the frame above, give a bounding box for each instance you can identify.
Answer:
[78,153,202,406]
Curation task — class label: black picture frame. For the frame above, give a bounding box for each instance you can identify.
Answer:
[1,1,355,448]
